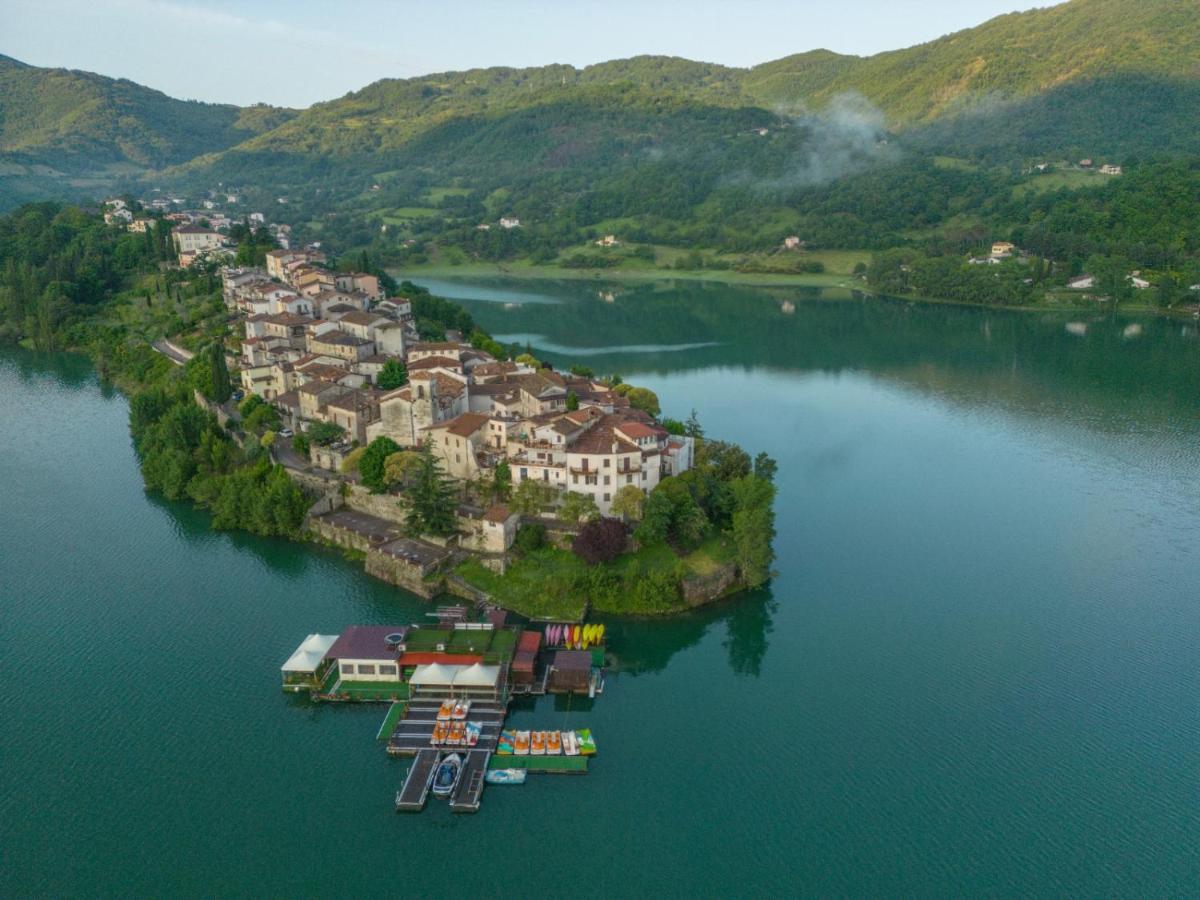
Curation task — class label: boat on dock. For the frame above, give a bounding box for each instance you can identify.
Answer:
[514,730,530,755]
[547,731,562,754]
[530,731,546,755]
[431,753,463,798]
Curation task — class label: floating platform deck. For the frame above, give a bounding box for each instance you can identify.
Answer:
[395,748,438,812]
[387,700,508,756]
[450,750,490,813]
[489,754,590,774]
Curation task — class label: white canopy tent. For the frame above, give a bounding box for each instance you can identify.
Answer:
[453,664,500,688]
[409,663,457,687]
[280,634,339,674]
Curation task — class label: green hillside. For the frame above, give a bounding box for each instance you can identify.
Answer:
[0,54,296,206]
[742,0,1200,123]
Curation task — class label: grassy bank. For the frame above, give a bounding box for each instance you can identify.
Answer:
[391,245,869,290]
[454,533,738,619]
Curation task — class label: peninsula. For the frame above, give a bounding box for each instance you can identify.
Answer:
[0,201,776,618]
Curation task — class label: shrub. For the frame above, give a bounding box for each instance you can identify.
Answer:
[513,523,546,554]
[572,518,628,565]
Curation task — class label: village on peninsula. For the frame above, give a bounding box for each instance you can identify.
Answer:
[142,213,777,814]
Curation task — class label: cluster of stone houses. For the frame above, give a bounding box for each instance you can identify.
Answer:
[225,262,694,521]
[102,196,296,267]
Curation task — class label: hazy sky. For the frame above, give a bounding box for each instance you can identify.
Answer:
[2,0,1059,108]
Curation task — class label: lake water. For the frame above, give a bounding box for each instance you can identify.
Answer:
[3,279,1199,896]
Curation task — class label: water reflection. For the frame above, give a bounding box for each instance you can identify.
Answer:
[435,277,1200,433]
[606,587,777,678]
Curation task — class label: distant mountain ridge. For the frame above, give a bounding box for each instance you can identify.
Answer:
[1,0,1198,209]
[0,53,295,170]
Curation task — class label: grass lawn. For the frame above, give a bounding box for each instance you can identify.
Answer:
[1012,169,1107,198]
[454,532,739,618]
[425,186,472,203]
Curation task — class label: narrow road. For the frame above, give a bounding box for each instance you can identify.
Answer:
[151,339,194,366]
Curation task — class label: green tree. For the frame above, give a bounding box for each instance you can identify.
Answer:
[559,491,600,525]
[359,436,402,491]
[511,479,554,517]
[565,390,579,411]
[377,358,408,390]
[611,484,645,521]
[624,386,661,417]
[405,439,459,537]
[753,451,778,483]
[383,450,422,489]
[490,458,513,503]
[730,475,777,588]
[685,408,704,439]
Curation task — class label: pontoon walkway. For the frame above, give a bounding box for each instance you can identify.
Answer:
[450,749,490,813]
[395,748,438,812]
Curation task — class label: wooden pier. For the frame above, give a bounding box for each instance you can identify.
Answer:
[395,748,438,812]
[450,750,490,813]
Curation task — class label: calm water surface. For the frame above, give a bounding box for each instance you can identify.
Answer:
[3,279,1199,897]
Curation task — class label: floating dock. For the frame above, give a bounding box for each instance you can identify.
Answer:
[387,700,507,756]
[490,754,590,774]
[395,748,438,812]
[450,750,491,813]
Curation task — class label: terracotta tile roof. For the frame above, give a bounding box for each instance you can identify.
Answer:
[428,412,489,438]
[407,355,462,371]
[484,504,512,523]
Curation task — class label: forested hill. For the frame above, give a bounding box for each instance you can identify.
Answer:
[2,0,1200,213]
[0,54,295,206]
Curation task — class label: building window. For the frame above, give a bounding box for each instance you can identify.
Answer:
[626,475,633,484]
[378,664,398,677]
[604,493,610,502]
[358,664,376,676]
[603,459,610,468]
[341,663,356,675]
[604,476,610,485]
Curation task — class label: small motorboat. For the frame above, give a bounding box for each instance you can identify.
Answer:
[485,768,527,785]
[448,721,465,745]
[436,699,454,722]
[547,731,562,755]
[530,731,546,755]
[451,699,471,720]
[431,753,463,798]
[514,731,530,755]
[465,721,481,747]
[562,731,579,756]
[430,721,448,746]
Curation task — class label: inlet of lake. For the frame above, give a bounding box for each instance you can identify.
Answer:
[2,278,1198,896]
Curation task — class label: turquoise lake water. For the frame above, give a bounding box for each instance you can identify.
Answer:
[2,279,1199,896]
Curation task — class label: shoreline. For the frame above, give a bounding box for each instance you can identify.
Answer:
[391,261,1195,318]
[30,339,761,620]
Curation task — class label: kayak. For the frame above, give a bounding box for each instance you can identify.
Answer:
[547,731,562,754]
[485,768,527,785]
[530,731,546,755]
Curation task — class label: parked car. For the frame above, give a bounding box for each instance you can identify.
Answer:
[278,428,294,438]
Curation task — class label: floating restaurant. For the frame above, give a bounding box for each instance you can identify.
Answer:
[280,608,607,813]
